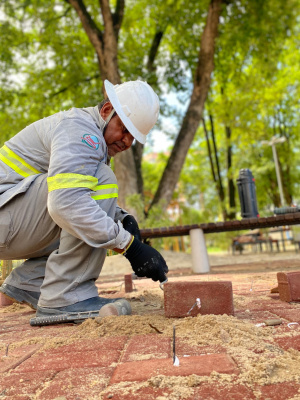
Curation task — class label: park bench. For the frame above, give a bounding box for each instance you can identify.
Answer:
[231,231,279,254]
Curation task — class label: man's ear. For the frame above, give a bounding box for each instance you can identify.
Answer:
[100,102,113,120]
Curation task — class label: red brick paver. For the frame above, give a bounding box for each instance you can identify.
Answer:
[164,281,234,317]
[37,367,113,400]
[277,271,300,302]
[121,334,171,362]
[16,348,121,373]
[0,371,55,398]
[194,382,256,399]
[1,266,300,400]
[103,387,176,400]
[40,336,128,354]
[110,354,239,384]
[274,335,300,351]
[271,309,300,323]
[175,339,226,357]
[257,382,300,400]
[0,344,41,373]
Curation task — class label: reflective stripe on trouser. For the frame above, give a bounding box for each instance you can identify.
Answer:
[2,163,118,307]
[0,145,41,177]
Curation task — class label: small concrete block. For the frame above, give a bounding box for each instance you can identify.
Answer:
[164,281,234,318]
[124,274,133,293]
[110,354,238,384]
[277,271,300,302]
[0,292,14,307]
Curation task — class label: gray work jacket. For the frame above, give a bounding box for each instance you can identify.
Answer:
[0,106,130,250]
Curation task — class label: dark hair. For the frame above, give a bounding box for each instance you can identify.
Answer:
[98,98,110,111]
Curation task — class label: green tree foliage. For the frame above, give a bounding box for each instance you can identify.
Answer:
[179,0,300,218]
[0,0,101,137]
[1,0,300,224]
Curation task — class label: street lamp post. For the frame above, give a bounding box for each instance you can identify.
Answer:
[261,136,286,207]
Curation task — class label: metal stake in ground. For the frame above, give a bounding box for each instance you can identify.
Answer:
[187,298,201,315]
[173,325,180,366]
[173,325,176,363]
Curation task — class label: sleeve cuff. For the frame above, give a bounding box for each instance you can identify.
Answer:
[105,220,131,250]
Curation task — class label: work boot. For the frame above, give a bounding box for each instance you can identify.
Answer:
[0,283,40,310]
[98,299,132,317]
[30,297,131,326]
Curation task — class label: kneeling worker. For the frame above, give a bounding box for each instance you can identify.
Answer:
[0,80,168,325]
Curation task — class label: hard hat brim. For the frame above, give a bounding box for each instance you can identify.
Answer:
[104,80,147,144]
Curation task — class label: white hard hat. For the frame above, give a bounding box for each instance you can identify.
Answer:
[104,79,160,144]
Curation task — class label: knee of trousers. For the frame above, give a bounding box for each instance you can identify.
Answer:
[93,163,118,219]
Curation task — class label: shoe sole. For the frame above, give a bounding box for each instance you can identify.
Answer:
[31,299,132,326]
[30,310,101,326]
[0,286,37,310]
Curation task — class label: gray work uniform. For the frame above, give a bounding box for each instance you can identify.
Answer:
[0,106,131,307]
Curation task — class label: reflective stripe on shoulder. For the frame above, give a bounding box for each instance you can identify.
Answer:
[91,184,118,200]
[0,145,41,177]
[47,173,98,192]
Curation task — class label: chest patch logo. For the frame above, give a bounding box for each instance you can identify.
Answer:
[81,134,100,150]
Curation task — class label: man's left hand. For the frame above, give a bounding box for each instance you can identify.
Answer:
[122,215,142,241]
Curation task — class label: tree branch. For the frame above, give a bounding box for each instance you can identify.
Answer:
[65,0,105,74]
[49,73,100,98]
[98,0,120,82]
[44,6,72,30]
[112,0,125,39]
[147,30,164,72]
[99,0,114,35]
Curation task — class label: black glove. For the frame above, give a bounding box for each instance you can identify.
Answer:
[122,215,142,241]
[124,238,168,282]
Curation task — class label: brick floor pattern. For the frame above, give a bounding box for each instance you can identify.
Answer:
[0,271,300,399]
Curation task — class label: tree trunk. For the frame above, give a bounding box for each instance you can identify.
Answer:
[66,0,139,213]
[131,28,166,199]
[210,114,227,219]
[202,117,217,182]
[203,116,227,220]
[225,125,236,219]
[131,142,144,197]
[149,0,223,211]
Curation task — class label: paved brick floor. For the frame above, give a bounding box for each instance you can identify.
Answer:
[0,267,300,400]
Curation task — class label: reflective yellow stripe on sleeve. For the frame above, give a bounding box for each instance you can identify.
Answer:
[47,173,98,192]
[0,145,41,177]
[47,173,118,200]
[91,184,118,200]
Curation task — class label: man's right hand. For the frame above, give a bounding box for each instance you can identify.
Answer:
[123,237,168,283]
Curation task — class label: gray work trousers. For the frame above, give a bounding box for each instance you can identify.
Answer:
[0,164,117,307]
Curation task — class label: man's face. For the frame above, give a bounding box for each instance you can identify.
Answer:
[100,102,134,157]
